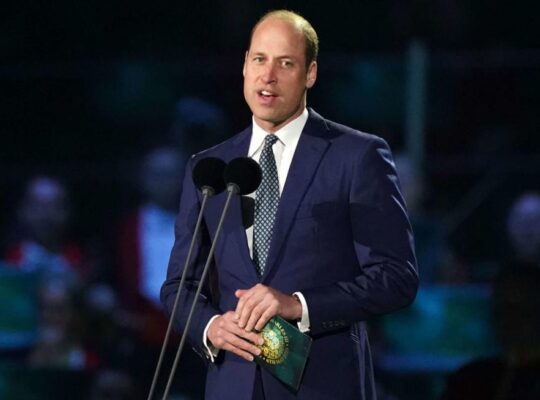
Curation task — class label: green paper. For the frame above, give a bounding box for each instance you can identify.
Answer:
[255,316,312,391]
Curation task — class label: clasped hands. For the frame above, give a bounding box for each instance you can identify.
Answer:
[207,284,302,361]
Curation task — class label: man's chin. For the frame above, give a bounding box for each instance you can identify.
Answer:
[252,110,280,124]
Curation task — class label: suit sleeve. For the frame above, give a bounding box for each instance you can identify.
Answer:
[160,156,221,356]
[301,136,419,335]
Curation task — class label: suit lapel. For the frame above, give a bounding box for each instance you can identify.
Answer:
[262,110,331,281]
[205,127,260,281]
[206,128,251,225]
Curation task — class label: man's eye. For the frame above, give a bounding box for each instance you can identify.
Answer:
[253,57,264,63]
[281,60,293,67]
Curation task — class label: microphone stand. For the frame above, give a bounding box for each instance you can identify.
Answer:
[146,187,213,400]
[160,185,238,400]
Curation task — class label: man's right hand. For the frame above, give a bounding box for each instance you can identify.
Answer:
[207,311,264,362]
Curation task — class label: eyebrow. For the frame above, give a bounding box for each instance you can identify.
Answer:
[250,52,296,61]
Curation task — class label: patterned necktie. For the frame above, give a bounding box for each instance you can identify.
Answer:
[253,134,280,277]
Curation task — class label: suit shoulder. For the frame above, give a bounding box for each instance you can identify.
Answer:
[323,118,388,149]
[190,128,250,160]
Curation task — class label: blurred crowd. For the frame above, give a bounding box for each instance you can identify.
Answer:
[0,97,539,400]
[0,96,230,399]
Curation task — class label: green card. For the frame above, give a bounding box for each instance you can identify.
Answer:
[255,316,312,391]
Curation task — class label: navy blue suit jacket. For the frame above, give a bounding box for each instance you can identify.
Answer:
[161,109,418,399]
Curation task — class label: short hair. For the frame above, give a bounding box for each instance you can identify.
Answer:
[248,10,319,68]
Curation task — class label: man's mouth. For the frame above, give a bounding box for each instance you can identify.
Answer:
[258,90,277,98]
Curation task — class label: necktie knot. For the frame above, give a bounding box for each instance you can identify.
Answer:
[265,134,279,147]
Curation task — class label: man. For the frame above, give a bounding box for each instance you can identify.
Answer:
[5,176,85,281]
[162,10,418,400]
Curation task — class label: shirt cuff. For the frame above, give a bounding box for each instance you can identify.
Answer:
[202,315,220,362]
[292,292,310,333]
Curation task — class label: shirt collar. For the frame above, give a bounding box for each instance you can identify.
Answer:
[249,108,309,156]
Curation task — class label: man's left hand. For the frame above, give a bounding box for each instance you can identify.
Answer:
[234,284,302,332]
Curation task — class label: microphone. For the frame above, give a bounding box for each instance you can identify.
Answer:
[160,157,262,400]
[193,157,227,195]
[147,157,226,400]
[224,157,262,195]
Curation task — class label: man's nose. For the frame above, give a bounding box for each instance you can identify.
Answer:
[261,62,277,83]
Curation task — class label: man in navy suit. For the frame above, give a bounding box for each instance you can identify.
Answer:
[161,10,418,400]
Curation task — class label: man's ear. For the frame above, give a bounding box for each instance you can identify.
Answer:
[306,61,317,89]
[243,51,248,77]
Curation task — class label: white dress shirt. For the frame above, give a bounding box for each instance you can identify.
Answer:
[203,109,311,361]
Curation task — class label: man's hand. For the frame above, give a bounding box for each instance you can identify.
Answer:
[235,284,302,332]
[207,311,264,362]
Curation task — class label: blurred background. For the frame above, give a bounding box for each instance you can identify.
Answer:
[1,1,539,399]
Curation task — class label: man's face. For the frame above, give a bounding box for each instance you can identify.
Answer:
[243,18,317,133]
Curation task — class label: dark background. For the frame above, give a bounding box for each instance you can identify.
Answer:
[2,1,539,260]
[1,1,539,399]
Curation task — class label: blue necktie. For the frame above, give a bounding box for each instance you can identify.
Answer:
[253,134,280,277]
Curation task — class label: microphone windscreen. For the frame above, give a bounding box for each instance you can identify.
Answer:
[224,157,262,195]
[192,157,227,194]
